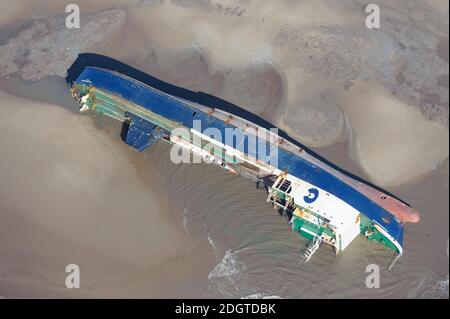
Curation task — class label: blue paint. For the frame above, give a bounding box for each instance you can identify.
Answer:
[304,188,319,204]
[125,113,168,151]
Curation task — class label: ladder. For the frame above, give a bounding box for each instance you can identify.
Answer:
[301,235,324,264]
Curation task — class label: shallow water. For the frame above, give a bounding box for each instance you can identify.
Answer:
[1,76,448,298]
[0,0,448,298]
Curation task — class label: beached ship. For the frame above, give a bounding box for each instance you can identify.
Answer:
[69,62,420,267]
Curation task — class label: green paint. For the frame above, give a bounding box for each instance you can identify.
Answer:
[359,215,399,253]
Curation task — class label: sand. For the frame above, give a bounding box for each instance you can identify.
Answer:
[340,81,449,187]
[2,0,447,185]
[0,0,448,298]
[0,89,217,297]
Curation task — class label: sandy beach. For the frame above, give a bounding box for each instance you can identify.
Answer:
[0,89,217,297]
[0,0,448,298]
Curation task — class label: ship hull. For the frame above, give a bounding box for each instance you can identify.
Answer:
[69,65,419,264]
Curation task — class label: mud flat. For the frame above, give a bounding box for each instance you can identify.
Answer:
[0,0,448,298]
[0,8,127,81]
[338,81,449,187]
[0,89,216,297]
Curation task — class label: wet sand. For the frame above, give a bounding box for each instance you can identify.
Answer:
[0,89,217,297]
[0,0,448,298]
[340,81,449,187]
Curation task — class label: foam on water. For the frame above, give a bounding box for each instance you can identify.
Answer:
[431,275,449,299]
[207,234,220,259]
[208,250,240,280]
[207,250,245,297]
[182,208,191,236]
